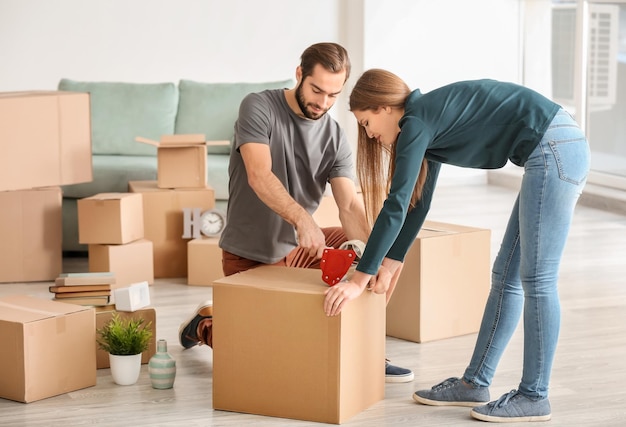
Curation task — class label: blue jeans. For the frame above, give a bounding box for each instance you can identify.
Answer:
[463,109,590,400]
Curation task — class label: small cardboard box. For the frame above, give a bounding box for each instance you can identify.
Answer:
[128,180,215,278]
[95,307,156,369]
[0,295,96,403]
[187,237,223,286]
[386,220,491,343]
[78,193,144,245]
[0,91,92,192]
[136,134,208,189]
[0,187,62,283]
[88,238,154,286]
[212,266,385,424]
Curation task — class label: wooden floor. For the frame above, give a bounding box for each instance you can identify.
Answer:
[1,182,625,426]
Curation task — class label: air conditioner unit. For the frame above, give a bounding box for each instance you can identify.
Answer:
[551,2,619,111]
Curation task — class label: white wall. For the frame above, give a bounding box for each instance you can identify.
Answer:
[1,0,527,185]
[0,0,340,90]
[344,0,524,184]
[361,0,522,91]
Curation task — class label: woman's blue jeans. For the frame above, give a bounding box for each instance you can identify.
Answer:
[462,109,590,400]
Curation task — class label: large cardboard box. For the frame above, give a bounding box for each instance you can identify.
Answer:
[187,237,223,286]
[88,238,155,286]
[136,134,208,189]
[0,295,96,403]
[0,91,92,192]
[128,180,215,278]
[95,307,156,369]
[77,193,144,245]
[212,266,385,424]
[386,220,491,343]
[0,187,62,283]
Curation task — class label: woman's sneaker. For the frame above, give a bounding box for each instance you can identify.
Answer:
[385,360,414,383]
[470,390,551,423]
[413,377,490,407]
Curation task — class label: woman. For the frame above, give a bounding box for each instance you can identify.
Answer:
[323,69,590,423]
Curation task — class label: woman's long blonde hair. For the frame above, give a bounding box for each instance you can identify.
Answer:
[349,69,429,226]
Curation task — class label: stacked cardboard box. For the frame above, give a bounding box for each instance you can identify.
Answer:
[0,187,63,283]
[77,193,154,286]
[187,236,223,286]
[129,180,215,278]
[136,134,209,189]
[129,134,224,278]
[0,91,92,191]
[0,91,92,283]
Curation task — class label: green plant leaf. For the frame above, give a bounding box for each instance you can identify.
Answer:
[96,313,153,355]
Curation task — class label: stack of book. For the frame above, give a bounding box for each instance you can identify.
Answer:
[50,272,117,307]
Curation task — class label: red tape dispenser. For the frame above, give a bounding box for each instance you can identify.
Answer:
[320,240,365,286]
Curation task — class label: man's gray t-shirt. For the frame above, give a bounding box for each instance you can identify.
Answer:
[219,89,354,264]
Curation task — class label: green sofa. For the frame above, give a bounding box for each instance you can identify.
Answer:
[59,78,293,252]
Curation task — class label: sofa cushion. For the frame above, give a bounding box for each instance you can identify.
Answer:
[62,155,157,198]
[175,79,294,154]
[58,79,178,156]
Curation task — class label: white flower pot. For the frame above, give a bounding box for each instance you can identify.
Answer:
[109,353,142,385]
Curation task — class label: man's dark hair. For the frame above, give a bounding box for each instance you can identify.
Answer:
[300,42,351,82]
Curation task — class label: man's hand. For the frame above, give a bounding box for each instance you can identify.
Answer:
[295,215,327,259]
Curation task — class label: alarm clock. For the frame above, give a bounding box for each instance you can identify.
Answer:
[200,209,227,236]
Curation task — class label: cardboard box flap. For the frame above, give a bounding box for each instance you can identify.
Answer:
[418,220,487,239]
[418,227,456,238]
[160,134,205,144]
[0,91,56,99]
[128,180,214,194]
[86,192,138,201]
[0,295,93,323]
[0,91,89,100]
[213,266,327,295]
[135,134,206,148]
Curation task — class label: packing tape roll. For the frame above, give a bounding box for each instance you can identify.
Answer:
[338,239,366,259]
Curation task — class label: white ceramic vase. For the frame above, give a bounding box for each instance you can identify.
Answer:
[109,353,142,385]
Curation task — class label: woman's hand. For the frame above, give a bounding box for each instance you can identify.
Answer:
[324,280,364,316]
[368,264,393,295]
[323,259,401,316]
[323,270,372,316]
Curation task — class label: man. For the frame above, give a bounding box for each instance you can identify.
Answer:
[178,42,413,383]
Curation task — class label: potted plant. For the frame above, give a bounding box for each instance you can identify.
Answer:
[97,313,153,385]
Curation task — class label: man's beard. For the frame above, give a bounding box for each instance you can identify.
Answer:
[296,82,329,120]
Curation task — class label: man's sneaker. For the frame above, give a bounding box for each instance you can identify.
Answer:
[385,360,414,383]
[178,300,213,349]
[470,390,551,423]
[413,377,490,407]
